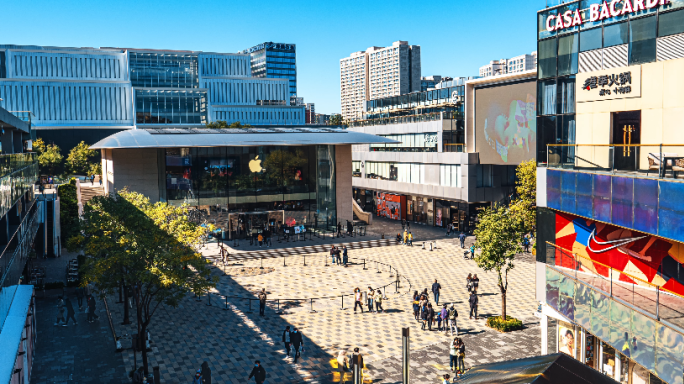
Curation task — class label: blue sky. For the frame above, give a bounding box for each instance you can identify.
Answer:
[2,0,541,114]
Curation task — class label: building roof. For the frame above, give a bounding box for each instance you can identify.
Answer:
[91,127,397,149]
[0,285,33,384]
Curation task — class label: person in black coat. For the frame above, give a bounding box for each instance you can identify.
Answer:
[427,303,435,331]
[282,326,292,357]
[248,360,266,384]
[64,297,77,325]
[469,293,478,319]
[291,327,304,364]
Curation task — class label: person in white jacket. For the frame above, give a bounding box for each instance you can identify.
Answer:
[337,350,349,383]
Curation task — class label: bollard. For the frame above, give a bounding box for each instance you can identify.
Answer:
[276,299,283,314]
[206,292,212,306]
[223,296,229,311]
[310,298,316,313]
[376,261,381,274]
[325,255,329,267]
[363,259,367,270]
[384,286,386,296]
[283,256,286,267]
[247,298,253,313]
[303,254,307,266]
[260,258,264,270]
[341,295,344,309]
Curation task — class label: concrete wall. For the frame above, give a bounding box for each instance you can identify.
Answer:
[336,145,353,224]
[103,149,160,202]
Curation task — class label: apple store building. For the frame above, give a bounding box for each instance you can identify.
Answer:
[91,127,394,232]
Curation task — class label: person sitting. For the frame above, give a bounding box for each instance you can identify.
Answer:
[396,233,402,243]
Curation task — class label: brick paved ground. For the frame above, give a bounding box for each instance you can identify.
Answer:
[105,236,540,383]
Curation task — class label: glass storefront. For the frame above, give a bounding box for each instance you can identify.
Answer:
[163,145,336,230]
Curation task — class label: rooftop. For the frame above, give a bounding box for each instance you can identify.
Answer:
[91,127,397,149]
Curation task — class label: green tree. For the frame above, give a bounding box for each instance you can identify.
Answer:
[38,141,63,176]
[66,141,97,175]
[509,159,537,235]
[75,189,216,376]
[205,120,252,128]
[329,114,343,126]
[33,137,47,154]
[58,179,79,243]
[88,162,102,179]
[474,204,522,321]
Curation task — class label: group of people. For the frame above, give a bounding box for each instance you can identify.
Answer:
[449,337,467,377]
[253,230,272,247]
[329,245,349,266]
[395,230,413,246]
[55,286,101,326]
[335,347,364,384]
[412,288,459,335]
[353,286,386,313]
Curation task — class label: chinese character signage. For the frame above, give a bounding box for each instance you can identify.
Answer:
[576,65,641,103]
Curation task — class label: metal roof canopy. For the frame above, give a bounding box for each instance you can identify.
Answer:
[0,107,30,133]
[91,127,398,149]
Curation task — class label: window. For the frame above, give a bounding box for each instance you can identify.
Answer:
[630,16,657,64]
[580,27,602,51]
[538,38,557,79]
[659,9,684,36]
[603,22,628,47]
[440,165,461,188]
[352,161,361,177]
[365,162,425,184]
[557,76,576,114]
[538,79,557,116]
[476,165,493,188]
[558,34,579,76]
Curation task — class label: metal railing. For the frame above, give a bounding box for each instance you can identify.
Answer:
[348,111,462,128]
[0,153,36,180]
[546,144,684,180]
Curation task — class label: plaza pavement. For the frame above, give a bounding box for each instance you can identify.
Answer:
[106,234,540,383]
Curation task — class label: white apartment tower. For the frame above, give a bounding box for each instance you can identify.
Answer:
[340,41,421,122]
[479,51,537,78]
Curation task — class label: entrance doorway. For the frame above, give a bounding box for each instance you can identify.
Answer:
[612,111,641,171]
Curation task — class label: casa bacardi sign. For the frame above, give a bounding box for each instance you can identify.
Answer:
[546,0,669,32]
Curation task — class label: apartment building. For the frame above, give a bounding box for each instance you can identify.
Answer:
[340,41,421,122]
[479,52,537,78]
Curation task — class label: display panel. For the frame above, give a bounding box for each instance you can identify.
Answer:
[475,81,536,164]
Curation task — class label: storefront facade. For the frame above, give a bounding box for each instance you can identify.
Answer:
[536,2,684,383]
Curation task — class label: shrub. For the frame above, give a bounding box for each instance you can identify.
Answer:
[486,315,523,332]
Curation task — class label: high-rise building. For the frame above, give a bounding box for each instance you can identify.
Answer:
[479,52,537,78]
[0,45,304,150]
[241,42,297,97]
[340,41,421,122]
[304,103,315,124]
[421,75,453,91]
[535,2,684,384]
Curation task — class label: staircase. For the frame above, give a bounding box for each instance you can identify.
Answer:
[80,186,104,206]
[352,199,372,225]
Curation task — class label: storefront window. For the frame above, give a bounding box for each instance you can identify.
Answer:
[558,33,579,76]
[538,38,558,79]
[585,332,597,368]
[658,8,684,37]
[630,16,657,65]
[538,79,557,116]
[580,27,603,51]
[601,342,617,379]
[604,22,629,47]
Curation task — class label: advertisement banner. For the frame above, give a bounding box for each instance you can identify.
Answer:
[376,193,402,221]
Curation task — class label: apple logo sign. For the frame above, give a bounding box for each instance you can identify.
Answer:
[249,155,263,173]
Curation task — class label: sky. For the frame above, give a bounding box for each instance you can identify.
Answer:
[2,0,542,115]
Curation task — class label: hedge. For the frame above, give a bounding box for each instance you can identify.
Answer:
[486,315,524,332]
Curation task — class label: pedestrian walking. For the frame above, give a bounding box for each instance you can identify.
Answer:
[412,291,420,321]
[427,303,435,331]
[337,222,342,237]
[366,286,374,313]
[75,286,84,310]
[258,233,263,247]
[447,303,459,336]
[469,244,475,259]
[408,232,413,246]
[354,288,363,313]
[330,246,337,265]
[456,338,466,375]
[442,374,451,384]
[449,338,459,372]
[469,292,478,320]
[459,232,466,248]
[257,288,267,317]
[342,246,348,267]
[337,350,349,384]
[350,348,364,377]
[133,367,145,384]
[291,328,304,364]
[335,247,342,267]
[64,297,78,325]
[523,235,530,252]
[420,302,428,330]
[472,274,480,293]
[438,304,447,331]
[90,174,95,185]
[248,361,266,384]
[431,279,441,305]
[375,290,385,313]
[282,326,292,357]
[54,296,66,326]
[87,294,100,322]
[403,230,408,245]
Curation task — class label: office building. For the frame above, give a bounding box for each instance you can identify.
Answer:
[92,127,393,232]
[241,42,297,97]
[349,71,535,229]
[305,103,315,124]
[0,106,40,384]
[340,41,421,122]
[0,45,304,150]
[479,52,537,78]
[421,75,453,91]
[314,113,331,125]
[535,2,684,384]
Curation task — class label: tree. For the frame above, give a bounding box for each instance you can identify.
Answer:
[329,114,343,126]
[88,162,102,179]
[76,189,216,376]
[36,140,63,176]
[205,120,252,128]
[66,141,97,175]
[509,159,537,236]
[474,204,522,321]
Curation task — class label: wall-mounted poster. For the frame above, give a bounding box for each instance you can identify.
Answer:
[558,324,576,358]
[376,193,402,221]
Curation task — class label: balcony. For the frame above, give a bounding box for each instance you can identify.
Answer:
[543,242,684,384]
[347,111,462,128]
[545,144,684,243]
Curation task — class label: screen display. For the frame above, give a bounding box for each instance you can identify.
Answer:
[475,81,536,164]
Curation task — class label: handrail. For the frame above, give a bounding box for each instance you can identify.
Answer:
[545,241,684,300]
[547,144,684,147]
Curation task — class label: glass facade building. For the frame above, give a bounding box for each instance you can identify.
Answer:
[163,145,336,228]
[129,52,199,89]
[135,89,207,125]
[242,43,297,97]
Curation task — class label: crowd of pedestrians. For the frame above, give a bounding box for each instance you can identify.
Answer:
[352,286,387,313]
[329,245,349,266]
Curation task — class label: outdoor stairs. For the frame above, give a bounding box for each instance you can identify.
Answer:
[80,186,104,206]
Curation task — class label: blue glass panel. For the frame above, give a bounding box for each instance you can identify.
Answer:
[576,172,592,195]
[576,195,593,218]
[594,174,611,197]
[575,283,592,329]
[656,324,684,384]
[547,170,562,210]
[561,171,576,193]
[632,310,657,373]
[561,192,576,213]
[593,174,613,223]
[634,205,657,234]
[633,178,659,234]
[612,198,633,228]
[594,197,612,222]
[657,208,684,243]
[659,180,684,211]
[549,189,561,210]
[548,170,561,190]
[612,176,633,200]
[634,178,658,206]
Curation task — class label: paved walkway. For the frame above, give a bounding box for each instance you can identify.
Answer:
[105,236,539,383]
